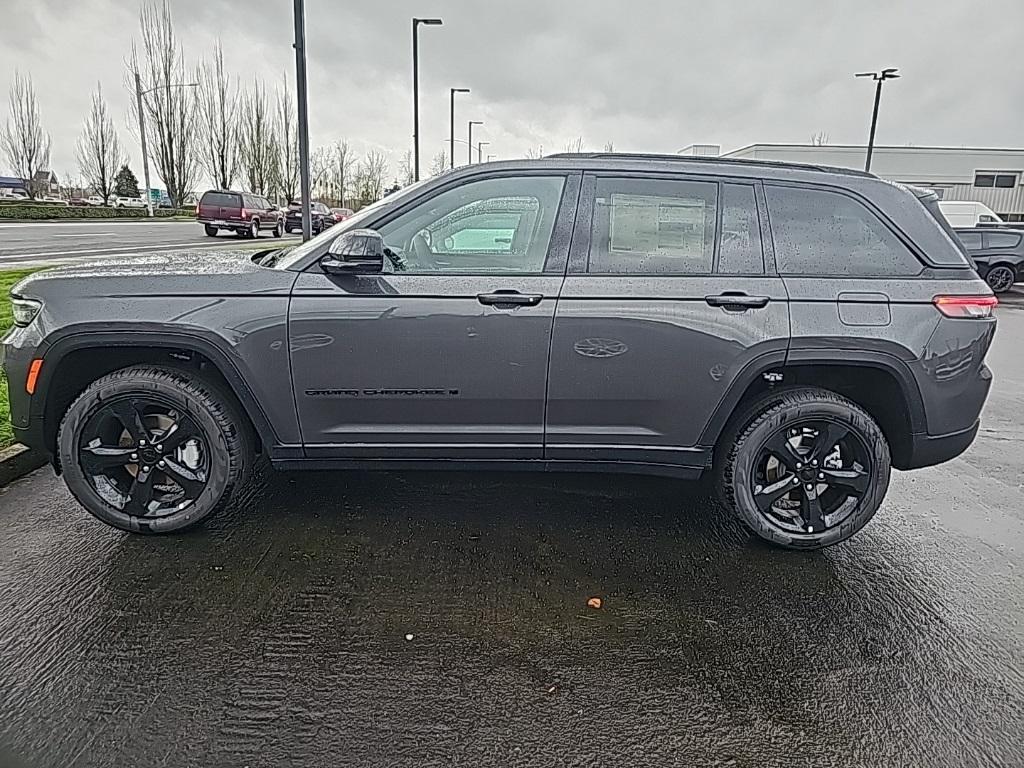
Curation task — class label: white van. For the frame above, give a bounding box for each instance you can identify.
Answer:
[938,201,1004,228]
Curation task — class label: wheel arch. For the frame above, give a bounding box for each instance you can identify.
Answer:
[702,351,927,470]
[34,329,284,461]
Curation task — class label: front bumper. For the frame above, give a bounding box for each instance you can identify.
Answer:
[2,326,47,455]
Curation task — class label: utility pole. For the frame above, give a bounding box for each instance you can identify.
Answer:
[294,0,312,240]
[450,87,470,169]
[468,121,482,165]
[412,18,443,181]
[856,68,900,173]
[133,71,154,218]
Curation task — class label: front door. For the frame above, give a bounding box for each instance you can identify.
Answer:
[545,173,791,469]
[289,172,578,460]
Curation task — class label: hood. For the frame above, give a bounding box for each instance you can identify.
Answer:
[11,248,295,300]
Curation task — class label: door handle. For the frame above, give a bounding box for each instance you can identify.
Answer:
[477,290,543,307]
[705,292,770,310]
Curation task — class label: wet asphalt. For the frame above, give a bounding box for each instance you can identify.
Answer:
[1,309,1023,768]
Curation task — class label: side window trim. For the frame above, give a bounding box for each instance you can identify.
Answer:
[754,181,779,275]
[764,181,927,277]
[716,180,767,276]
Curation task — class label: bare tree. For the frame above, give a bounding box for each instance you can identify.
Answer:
[810,132,829,146]
[75,83,123,204]
[603,141,615,152]
[196,40,238,189]
[525,144,545,159]
[2,71,51,200]
[429,149,448,176]
[564,136,584,153]
[237,81,277,195]
[310,145,332,197]
[275,77,298,203]
[331,140,355,205]
[398,149,415,186]
[353,150,388,205]
[127,0,198,207]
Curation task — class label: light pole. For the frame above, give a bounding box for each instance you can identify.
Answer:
[467,121,483,164]
[294,0,313,239]
[855,68,900,173]
[486,154,496,162]
[412,17,443,182]
[449,87,470,169]
[133,74,197,217]
[477,141,490,163]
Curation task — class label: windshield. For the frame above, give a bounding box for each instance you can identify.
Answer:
[263,178,434,269]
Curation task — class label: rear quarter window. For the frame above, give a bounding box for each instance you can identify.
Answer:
[766,185,923,277]
[984,232,1022,249]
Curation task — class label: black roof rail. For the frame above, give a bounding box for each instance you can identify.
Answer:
[545,151,875,178]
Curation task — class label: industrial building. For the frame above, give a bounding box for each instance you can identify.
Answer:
[679,144,1024,221]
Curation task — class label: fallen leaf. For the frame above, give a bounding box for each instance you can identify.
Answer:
[546,684,558,695]
[404,633,414,641]
[587,597,603,609]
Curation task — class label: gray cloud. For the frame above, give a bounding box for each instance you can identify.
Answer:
[3,0,1023,190]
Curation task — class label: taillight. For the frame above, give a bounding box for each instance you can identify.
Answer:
[195,203,199,215]
[241,208,249,219]
[933,295,998,318]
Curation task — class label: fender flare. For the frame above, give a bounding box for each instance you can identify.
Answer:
[32,326,284,450]
[698,348,927,448]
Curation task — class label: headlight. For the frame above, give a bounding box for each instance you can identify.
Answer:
[11,296,42,327]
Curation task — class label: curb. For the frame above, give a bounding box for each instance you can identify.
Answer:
[0,443,48,488]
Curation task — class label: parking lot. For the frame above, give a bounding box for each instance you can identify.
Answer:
[0,305,1021,767]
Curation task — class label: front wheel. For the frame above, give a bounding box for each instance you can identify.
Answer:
[985,265,1015,293]
[248,221,260,239]
[717,388,890,549]
[57,366,253,534]
[272,221,282,238]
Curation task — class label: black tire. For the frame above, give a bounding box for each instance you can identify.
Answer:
[249,220,260,239]
[57,366,253,534]
[985,265,1015,293]
[272,221,282,238]
[717,387,891,549]
[204,224,218,237]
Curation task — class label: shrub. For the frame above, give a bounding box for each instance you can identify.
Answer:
[0,205,194,220]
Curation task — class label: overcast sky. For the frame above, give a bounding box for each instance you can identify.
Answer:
[3,0,1023,190]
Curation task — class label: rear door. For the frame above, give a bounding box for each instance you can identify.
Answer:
[545,173,790,469]
[288,171,579,460]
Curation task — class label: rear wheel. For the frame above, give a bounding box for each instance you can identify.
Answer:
[204,224,218,237]
[717,387,890,549]
[57,366,253,534]
[985,265,1015,293]
[248,220,260,239]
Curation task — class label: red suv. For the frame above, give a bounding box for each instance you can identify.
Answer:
[197,190,283,238]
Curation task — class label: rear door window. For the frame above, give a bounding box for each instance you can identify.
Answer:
[587,176,718,274]
[766,185,922,276]
[957,232,983,250]
[717,183,763,274]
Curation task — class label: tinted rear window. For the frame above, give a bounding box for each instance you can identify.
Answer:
[201,192,241,207]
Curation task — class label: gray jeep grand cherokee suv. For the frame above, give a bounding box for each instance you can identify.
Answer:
[2,154,997,549]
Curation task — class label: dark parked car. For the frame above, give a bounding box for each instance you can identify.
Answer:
[955,227,1024,293]
[196,190,283,238]
[285,201,335,235]
[3,154,997,549]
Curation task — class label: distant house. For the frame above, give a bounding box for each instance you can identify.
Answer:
[32,170,59,196]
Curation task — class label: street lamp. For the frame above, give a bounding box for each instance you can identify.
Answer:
[294,0,313,239]
[412,17,443,181]
[477,141,490,163]
[449,88,470,169]
[855,67,900,172]
[133,75,197,217]
[467,121,483,164]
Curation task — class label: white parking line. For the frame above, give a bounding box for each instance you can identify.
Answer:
[52,232,117,237]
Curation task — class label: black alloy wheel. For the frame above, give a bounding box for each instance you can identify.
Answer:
[77,396,210,519]
[985,265,1015,293]
[751,420,871,535]
[718,387,890,549]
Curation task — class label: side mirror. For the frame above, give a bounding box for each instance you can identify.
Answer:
[321,228,385,274]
